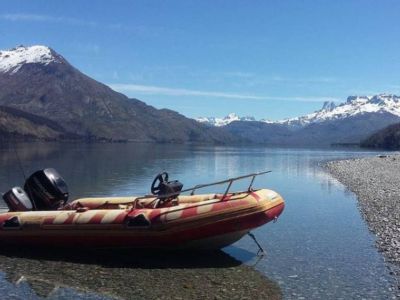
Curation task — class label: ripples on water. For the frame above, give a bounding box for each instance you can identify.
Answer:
[0,143,396,299]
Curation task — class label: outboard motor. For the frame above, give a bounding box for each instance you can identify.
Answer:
[3,187,33,211]
[24,168,69,210]
[151,172,183,201]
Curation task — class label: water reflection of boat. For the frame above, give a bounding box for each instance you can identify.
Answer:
[0,170,284,249]
[0,248,282,299]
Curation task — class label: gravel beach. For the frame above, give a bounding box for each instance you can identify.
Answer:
[0,248,282,299]
[325,155,400,294]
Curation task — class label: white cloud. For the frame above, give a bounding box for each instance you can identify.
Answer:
[109,83,339,102]
[0,13,157,35]
[268,76,336,83]
[386,84,400,91]
[0,13,97,27]
[222,71,255,78]
[112,71,119,80]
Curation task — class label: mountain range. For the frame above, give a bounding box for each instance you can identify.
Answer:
[197,113,256,127]
[1,45,399,146]
[0,45,236,144]
[197,94,400,146]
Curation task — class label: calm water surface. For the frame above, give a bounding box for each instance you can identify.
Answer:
[0,143,396,299]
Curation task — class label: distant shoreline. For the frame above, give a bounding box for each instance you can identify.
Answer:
[325,155,400,295]
[0,138,373,149]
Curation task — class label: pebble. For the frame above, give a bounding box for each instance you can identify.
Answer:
[0,248,283,299]
[325,155,400,293]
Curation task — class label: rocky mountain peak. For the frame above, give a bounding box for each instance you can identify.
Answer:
[321,101,336,111]
[196,113,256,126]
[345,94,400,106]
[346,95,370,104]
[369,94,400,104]
[0,45,65,74]
[197,94,400,130]
[226,112,238,119]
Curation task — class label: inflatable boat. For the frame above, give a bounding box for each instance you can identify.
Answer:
[0,169,284,249]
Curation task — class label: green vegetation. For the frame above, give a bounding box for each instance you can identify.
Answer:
[361,122,400,150]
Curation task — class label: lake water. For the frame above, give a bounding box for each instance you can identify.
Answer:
[0,143,396,299]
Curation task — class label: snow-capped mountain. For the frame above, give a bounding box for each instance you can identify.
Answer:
[3,45,399,146]
[196,113,256,126]
[199,94,400,145]
[275,94,400,128]
[0,45,238,143]
[0,45,62,74]
[198,94,400,129]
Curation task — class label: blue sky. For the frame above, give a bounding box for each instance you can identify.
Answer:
[1,1,399,120]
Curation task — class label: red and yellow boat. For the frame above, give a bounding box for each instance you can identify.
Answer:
[0,170,284,249]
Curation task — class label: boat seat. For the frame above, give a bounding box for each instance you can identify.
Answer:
[63,197,139,210]
[135,194,218,206]
[63,194,219,211]
[177,194,217,203]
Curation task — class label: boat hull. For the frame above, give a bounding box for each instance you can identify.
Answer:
[0,189,284,249]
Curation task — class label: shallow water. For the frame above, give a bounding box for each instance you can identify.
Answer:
[0,143,396,299]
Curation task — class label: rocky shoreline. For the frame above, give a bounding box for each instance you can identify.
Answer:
[325,155,400,295]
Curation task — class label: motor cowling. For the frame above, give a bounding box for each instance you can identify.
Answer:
[24,168,68,210]
[3,187,33,211]
[158,180,183,197]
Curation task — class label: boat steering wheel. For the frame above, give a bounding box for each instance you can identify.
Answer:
[151,172,169,195]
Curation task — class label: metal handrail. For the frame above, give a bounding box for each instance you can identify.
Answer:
[155,170,272,201]
[0,171,272,211]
